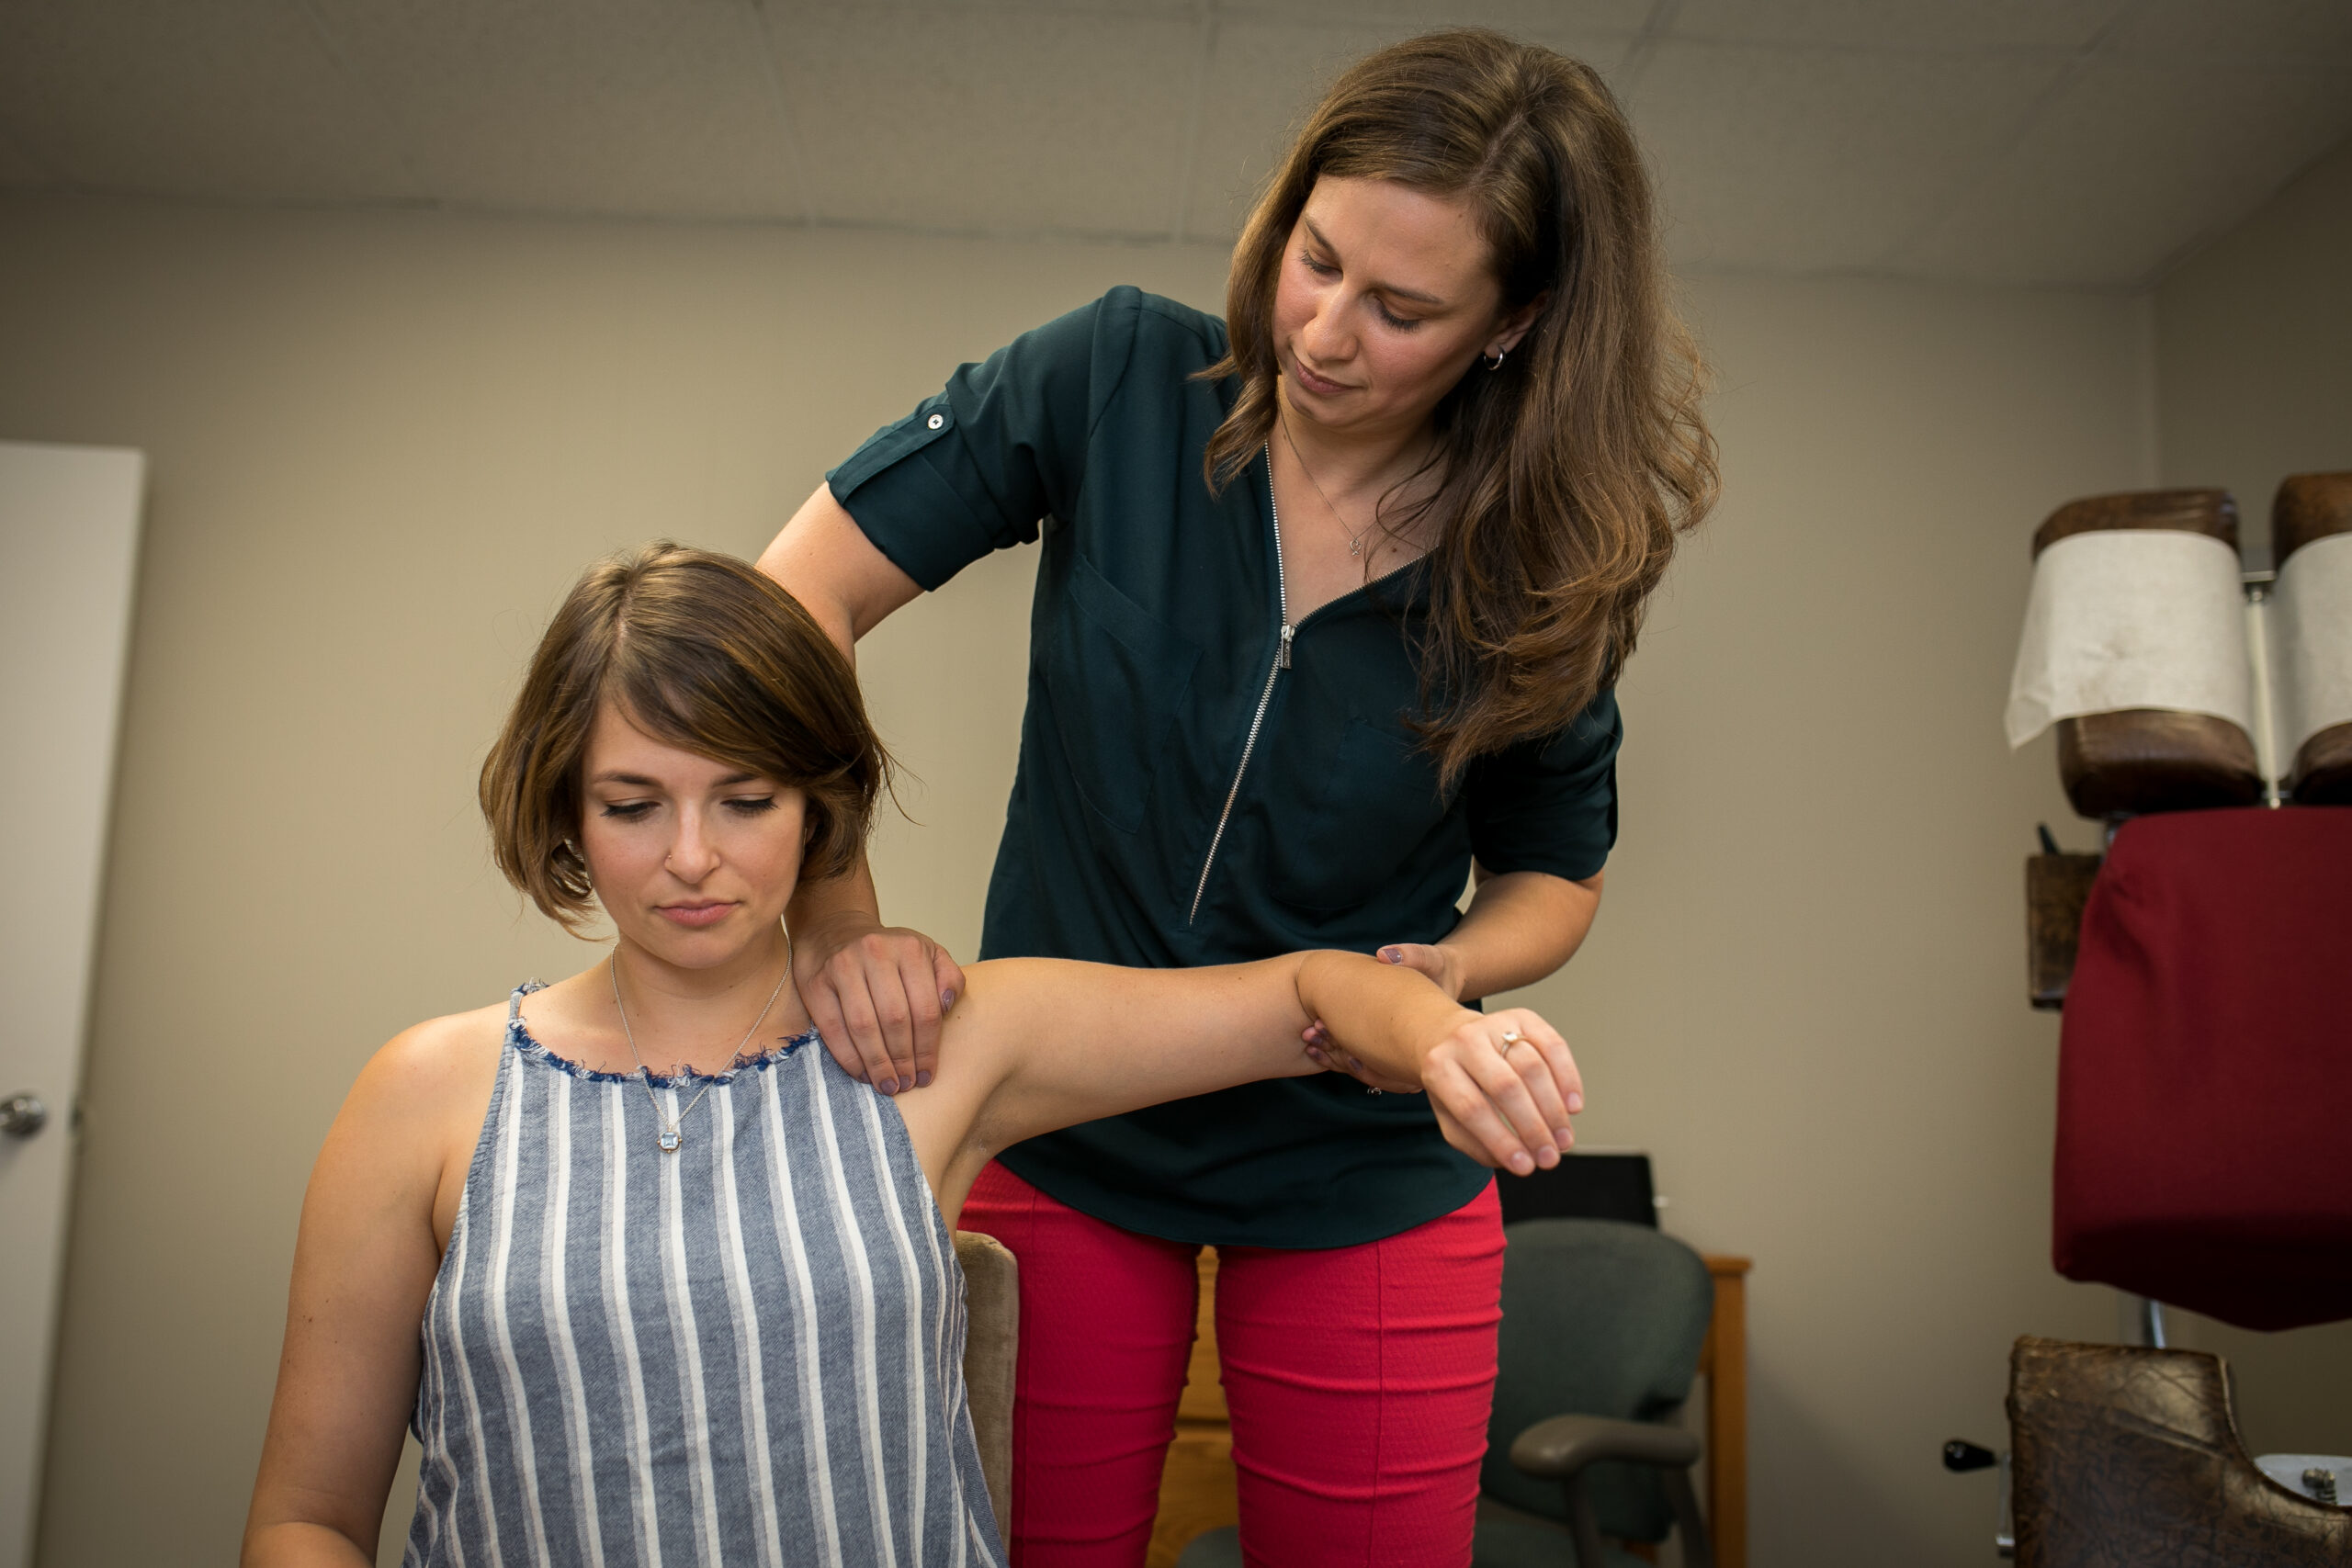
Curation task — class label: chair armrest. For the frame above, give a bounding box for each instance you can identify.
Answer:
[1510,1414,1702,1480]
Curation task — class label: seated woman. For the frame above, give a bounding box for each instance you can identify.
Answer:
[241,543,1584,1568]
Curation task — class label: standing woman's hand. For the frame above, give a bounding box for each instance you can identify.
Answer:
[794,912,964,1095]
[1298,943,1462,1074]
[1304,997,1583,1174]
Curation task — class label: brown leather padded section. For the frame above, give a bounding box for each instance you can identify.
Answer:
[2033,488,2238,558]
[2292,722,2352,806]
[2025,852,2101,1010]
[2276,475,2352,801]
[2008,1337,2352,1567]
[2273,472,2352,568]
[2057,710,2263,818]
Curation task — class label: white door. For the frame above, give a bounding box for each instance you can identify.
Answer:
[0,443,144,1566]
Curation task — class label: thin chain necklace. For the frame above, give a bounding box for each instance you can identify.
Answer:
[1278,411,1381,559]
[610,928,795,1154]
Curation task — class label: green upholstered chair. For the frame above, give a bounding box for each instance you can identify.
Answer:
[1474,1218,1717,1568]
[1177,1217,1715,1568]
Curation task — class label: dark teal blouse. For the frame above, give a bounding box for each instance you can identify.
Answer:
[830,287,1620,1248]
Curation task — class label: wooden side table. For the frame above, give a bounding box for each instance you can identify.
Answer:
[1147,1248,1752,1568]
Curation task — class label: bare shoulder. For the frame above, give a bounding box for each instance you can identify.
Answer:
[335,1001,510,1144]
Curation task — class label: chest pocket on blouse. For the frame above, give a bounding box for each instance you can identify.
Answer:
[1042,552,1202,835]
[1266,704,1453,912]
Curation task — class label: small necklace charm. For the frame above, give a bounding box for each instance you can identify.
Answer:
[1348,536,1363,558]
[612,932,796,1157]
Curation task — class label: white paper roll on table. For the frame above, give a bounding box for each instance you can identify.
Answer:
[2009,489,2263,819]
[2007,531,2255,747]
[2273,472,2352,804]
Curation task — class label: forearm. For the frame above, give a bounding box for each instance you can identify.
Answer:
[1295,951,1477,1082]
[242,1521,377,1568]
[1441,869,1601,1000]
[786,852,885,938]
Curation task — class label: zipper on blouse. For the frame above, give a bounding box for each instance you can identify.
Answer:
[1189,451,1291,925]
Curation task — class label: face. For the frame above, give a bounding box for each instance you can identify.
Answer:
[1271,175,1539,439]
[576,701,807,973]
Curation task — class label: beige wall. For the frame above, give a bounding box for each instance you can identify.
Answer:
[2,196,2166,1566]
[2158,136,2352,565]
[2149,134,2352,1450]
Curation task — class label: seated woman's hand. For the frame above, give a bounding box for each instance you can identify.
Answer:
[792,913,965,1095]
[1308,1006,1581,1175]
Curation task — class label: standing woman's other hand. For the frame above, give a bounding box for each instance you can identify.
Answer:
[794,913,964,1094]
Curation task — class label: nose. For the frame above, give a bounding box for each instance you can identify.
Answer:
[664,807,721,883]
[1297,286,1352,367]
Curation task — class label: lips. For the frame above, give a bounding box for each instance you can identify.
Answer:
[657,901,736,929]
[1289,355,1350,397]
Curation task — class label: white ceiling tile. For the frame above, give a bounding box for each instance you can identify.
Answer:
[765,5,1200,235]
[0,0,421,200]
[2108,0,2352,66]
[1668,0,2124,52]
[1898,59,2352,287]
[1628,39,2064,272]
[1222,0,1657,33]
[307,0,802,219]
[1182,17,1637,243]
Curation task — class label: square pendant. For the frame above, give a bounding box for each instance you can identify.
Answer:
[658,1129,682,1153]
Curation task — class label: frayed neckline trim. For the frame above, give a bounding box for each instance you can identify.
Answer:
[504,980,817,1088]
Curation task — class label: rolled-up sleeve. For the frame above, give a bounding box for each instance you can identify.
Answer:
[826,289,1130,592]
[1464,690,1622,883]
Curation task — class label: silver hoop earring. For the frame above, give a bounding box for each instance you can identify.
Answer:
[1484,346,1508,371]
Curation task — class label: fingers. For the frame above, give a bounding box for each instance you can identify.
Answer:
[1376,943,1443,979]
[1377,942,1464,1000]
[816,958,905,1092]
[1502,1010,1582,1143]
[1480,1014,1572,1151]
[800,971,875,1084]
[1302,1022,1419,1094]
[1424,1019,1577,1176]
[1430,1098,1499,1169]
[1422,1051,1535,1172]
[924,943,965,1086]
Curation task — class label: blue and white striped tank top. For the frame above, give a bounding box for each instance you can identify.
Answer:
[405,984,1006,1568]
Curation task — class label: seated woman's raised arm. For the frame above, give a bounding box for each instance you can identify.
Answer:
[904,951,1581,1221]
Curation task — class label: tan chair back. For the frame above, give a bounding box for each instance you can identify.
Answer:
[954,1230,1020,1542]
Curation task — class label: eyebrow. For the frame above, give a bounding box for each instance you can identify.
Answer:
[588,771,765,788]
[1302,218,1446,306]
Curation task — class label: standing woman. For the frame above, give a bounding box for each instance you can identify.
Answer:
[763,28,1714,1568]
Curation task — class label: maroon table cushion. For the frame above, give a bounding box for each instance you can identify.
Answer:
[2053,807,2352,1331]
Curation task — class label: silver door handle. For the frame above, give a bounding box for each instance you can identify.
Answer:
[1,1094,47,1137]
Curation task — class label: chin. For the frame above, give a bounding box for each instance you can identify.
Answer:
[637,918,757,965]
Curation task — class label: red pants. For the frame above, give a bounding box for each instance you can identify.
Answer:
[958,1162,1504,1568]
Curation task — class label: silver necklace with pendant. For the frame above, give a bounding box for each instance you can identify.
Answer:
[1280,412,1380,559]
[610,930,795,1154]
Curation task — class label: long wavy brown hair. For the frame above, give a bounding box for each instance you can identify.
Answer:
[1203,28,1716,784]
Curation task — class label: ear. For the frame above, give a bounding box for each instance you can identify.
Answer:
[1488,292,1551,358]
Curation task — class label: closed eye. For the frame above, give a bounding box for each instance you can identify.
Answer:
[599,801,657,820]
[725,796,778,816]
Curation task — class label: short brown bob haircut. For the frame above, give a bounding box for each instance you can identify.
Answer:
[480,541,888,934]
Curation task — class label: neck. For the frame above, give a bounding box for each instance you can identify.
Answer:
[1276,381,1438,501]
[608,922,807,1056]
